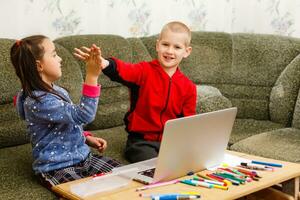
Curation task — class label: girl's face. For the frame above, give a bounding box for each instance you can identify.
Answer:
[37,38,62,86]
[156,30,191,76]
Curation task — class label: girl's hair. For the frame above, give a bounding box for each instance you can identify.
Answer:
[10,35,68,102]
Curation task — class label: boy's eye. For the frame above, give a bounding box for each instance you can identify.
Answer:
[175,46,181,49]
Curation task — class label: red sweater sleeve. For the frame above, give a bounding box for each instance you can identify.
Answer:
[111,57,145,85]
[183,83,197,116]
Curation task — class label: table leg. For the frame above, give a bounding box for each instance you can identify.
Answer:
[282,177,299,200]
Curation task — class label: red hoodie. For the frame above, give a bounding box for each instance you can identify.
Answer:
[103,58,196,141]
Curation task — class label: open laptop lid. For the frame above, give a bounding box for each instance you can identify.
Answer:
[152,107,237,183]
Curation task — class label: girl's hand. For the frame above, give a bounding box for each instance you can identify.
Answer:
[85,136,108,153]
[73,44,105,85]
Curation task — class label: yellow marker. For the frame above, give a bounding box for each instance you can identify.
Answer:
[223,180,232,186]
[221,163,229,167]
[212,184,229,190]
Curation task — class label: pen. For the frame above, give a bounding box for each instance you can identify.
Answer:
[151,194,201,200]
[251,160,283,168]
[136,180,179,191]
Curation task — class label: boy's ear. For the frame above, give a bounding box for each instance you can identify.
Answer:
[36,60,43,72]
[183,46,192,58]
[155,39,160,52]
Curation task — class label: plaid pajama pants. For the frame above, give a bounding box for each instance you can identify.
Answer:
[38,153,122,187]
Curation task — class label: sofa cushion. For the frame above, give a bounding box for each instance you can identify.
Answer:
[292,88,300,129]
[0,39,20,104]
[229,119,284,145]
[0,119,28,148]
[270,54,300,126]
[229,34,300,120]
[196,85,232,113]
[230,128,300,163]
[0,144,56,199]
[214,84,271,120]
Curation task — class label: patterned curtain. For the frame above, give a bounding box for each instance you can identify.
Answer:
[0,0,299,39]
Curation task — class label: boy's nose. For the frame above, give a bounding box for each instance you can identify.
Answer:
[166,47,174,54]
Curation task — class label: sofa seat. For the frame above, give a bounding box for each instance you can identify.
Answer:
[0,143,56,199]
[229,119,285,145]
[230,128,300,163]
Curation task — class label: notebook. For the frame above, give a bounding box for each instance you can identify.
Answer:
[112,107,237,184]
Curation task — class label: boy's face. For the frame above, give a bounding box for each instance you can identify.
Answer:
[37,38,62,85]
[156,30,192,73]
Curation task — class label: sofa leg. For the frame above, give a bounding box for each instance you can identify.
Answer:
[282,177,299,200]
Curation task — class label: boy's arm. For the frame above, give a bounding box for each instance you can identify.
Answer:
[183,83,197,116]
[102,57,144,86]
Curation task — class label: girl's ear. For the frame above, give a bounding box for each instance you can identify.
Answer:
[36,60,43,72]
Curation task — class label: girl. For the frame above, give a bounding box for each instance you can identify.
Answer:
[10,35,121,188]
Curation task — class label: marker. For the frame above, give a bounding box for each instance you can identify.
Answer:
[240,162,273,171]
[180,179,212,188]
[193,177,225,186]
[151,194,201,200]
[251,160,283,168]
[136,180,179,191]
[140,192,201,198]
[211,184,229,190]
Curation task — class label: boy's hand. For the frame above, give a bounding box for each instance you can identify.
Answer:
[73,44,104,85]
[85,136,108,153]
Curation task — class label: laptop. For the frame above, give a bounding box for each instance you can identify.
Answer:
[112,107,237,184]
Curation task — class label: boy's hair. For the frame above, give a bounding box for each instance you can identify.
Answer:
[10,35,62,101]
[159,21,192,46]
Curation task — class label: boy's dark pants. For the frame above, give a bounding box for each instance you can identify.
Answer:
[124,133,160,163]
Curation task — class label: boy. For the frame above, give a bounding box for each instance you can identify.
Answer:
[101,21,196,162]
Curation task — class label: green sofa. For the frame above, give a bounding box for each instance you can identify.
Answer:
[1,32,300,199]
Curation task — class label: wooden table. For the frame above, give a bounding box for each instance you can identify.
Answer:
[52,151,300,200]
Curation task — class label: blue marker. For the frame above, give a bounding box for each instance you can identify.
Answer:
[151,194,201,200]
[251,160,283,168]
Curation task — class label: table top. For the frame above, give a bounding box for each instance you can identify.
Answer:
[52,151,300,200]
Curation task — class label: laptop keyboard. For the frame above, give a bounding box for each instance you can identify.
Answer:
[138,168,156,178]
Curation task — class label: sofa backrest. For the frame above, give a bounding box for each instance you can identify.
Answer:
[1,32,300,148]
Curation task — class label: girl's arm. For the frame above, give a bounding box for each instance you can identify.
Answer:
[26,84,100,125]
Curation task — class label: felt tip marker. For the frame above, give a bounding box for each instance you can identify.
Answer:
[251,160,283,168]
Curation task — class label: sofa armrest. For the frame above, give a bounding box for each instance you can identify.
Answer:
[196,85,232,113]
